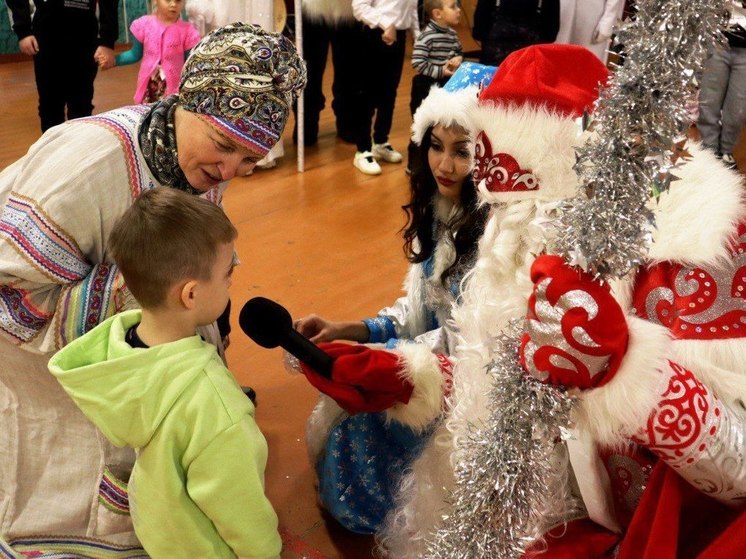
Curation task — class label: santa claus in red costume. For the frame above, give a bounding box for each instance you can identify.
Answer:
[300,43,746,558]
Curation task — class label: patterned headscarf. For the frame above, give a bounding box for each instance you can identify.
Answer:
[179,22,307,156]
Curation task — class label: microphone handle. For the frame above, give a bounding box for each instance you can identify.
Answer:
[282,329,334,379]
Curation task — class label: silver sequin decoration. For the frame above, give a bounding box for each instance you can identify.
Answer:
[425,325,577,558]
[555,0,728,281]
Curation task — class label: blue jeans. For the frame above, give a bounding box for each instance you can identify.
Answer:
[697,45,746,154]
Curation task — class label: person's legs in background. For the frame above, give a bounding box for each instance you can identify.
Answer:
[330,21,365,144]
[352,26,381,175]
[407,73,438,175]
[33,34,66,132]
[371,29,406,165]
[697,47,730,156]
[718,46,746,169]
[65,40,98,121]
[294,16,330,146]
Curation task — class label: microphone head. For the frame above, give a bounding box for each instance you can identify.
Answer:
[239,297,293,349]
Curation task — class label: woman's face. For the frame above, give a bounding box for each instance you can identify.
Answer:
[428,124,472,202]
[174,108,265,191]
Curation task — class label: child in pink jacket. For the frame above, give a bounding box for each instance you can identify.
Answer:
[101,0,201,103]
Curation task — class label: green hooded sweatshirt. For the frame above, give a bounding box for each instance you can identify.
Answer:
[49,310,281,559]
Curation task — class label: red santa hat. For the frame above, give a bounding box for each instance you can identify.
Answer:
[470,44,609,204]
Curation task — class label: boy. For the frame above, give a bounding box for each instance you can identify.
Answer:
[49,187,281,559]
[407,0,463,174]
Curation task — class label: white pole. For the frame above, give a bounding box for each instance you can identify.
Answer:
[122,0,130,43]
[294,0,304,173]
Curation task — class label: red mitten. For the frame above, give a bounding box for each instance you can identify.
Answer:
[520,255,629,389]
[299,342,414,415]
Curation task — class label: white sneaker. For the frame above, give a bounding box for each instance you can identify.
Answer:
[722,153,738,170]
[354,151,382,175]
[372,143,403,164]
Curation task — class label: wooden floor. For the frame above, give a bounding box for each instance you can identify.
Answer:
[0,33,462,559]
[1,27,745,558]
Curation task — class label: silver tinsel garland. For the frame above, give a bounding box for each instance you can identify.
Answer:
[425,327,577,558]
[426,0,728,557]
[556,0,728,278]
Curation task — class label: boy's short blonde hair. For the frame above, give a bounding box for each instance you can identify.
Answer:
[108,187,237,309]
[424,0,445,16]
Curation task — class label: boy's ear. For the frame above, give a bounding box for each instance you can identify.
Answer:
[179,280,199,310]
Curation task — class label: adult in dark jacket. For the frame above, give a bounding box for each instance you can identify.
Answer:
[472,0,559,65]
[7,0,119,132]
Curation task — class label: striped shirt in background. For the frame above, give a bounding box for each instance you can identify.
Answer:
[411,21,462,79]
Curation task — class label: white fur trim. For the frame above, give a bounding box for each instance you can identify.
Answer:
[400,264,428,337]
[398,201,459,342]
[608,276,634,314]
[378,421,455,557]
[672,338,746,409]
[411,86,480,145]
[566,431,621,533]
[574,316,672,447]
[431,196,459,286]
[430,239,456,299]
[648,143,745,266]
[433,193,458,222]
[301,0,354,23]
[305,395,345,465]
[385,343,448,430]
[469,103,580,204]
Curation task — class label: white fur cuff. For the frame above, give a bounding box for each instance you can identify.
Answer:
[385,343,450,430]
[306,395,345,465]
[574,316,673,447]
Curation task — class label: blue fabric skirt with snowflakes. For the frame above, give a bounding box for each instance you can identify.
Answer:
[316,411,432,534]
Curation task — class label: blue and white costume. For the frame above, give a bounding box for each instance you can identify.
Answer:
[305,70,494,535]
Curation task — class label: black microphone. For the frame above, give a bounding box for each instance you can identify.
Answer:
[238,297,334,378]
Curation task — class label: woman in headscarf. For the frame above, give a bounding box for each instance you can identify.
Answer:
[0,22,305,552]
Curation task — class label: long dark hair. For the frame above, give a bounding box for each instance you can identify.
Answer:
[401,125,488,286]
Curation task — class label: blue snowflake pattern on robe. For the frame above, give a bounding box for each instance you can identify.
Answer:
[318,412,433,533]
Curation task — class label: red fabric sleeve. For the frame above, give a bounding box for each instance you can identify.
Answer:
[530,461,746,558]
[523,518,620,558]
[300,342,414,415]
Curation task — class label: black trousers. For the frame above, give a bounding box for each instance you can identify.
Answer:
[329,22,366,138]
[34,33,98,132]
[407,73,446,172]
[295,18,364,144]
[409,73,442,117]
[355,27,406,153]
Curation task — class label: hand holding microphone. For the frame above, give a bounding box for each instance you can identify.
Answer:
[239,297,414,414]
[239,297,334,377]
